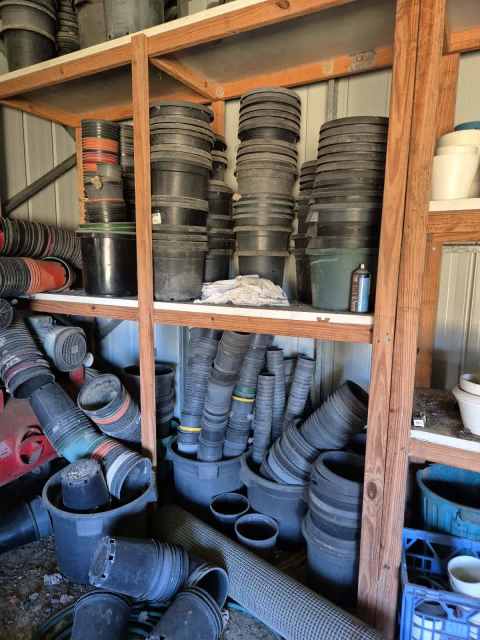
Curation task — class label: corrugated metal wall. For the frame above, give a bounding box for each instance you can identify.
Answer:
[0,44,478,392]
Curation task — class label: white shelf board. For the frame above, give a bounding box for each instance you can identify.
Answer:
[411,428,480,453]
[429,198,480,212]
[28,292,139,308]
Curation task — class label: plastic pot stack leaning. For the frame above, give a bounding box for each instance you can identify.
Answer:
[198,331,251,462]
[266,346,287,441]
[0,256,71,296]
[251,373,275,464]
[179,329,219,454]
[235,87,301,285]
[206,135,234,282]
[294,160,316,304]
[56,0,80,55]
[0,0,57,70]
[78,119,137,297]
[303,451,365,607]
[284,354,315,425]
[150,102,214,301]
[119,124,135,218]
[307,116,388,311]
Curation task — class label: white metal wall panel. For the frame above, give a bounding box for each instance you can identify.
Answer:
[456,51,480,124]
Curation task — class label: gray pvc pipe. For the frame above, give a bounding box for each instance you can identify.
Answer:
[154,505,382,640]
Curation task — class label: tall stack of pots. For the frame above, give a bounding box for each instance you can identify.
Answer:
[74,0,106,48]
[234,88,301,286]
[103,0,164,40]
[150,102,214,301]
[294,160,316,304]
[0,0,57,70]
[119,124,135,218]
[206,136,234,282]
[56,0,80,55]
[306,116,388,311]
[78,119,137,297]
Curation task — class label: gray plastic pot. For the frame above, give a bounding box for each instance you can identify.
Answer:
[237,251,288,286]
[209,492,250,527]
[237,168,296,196]
[240,453,307,545]
[234,513,279,556]
[153,244,206,302]
[74,0,107,47]
[204,250,231,282]
[235,227,291,252]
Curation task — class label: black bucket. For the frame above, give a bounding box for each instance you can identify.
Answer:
[237,252,287,286]
[153,243,206,301]
[151,160,210,200]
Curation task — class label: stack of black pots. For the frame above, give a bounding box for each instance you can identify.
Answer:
[234,88,301,286]
[56,0,80,55]
[78,119,137,297]
[150,102,214,301]
[294,160,316,304]
[306,116,388,311]
[206,136,234,282]
[120,124,135,218]
[303,451,365,607]
[0,0,57,70]
[251,373,275,464]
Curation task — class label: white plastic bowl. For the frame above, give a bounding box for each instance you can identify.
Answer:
[448,556,480,598]
[460,374,480,397]
[438,130,480,148]
[452,385,480,435]
[432,154,480,200]
[436,145,480,156]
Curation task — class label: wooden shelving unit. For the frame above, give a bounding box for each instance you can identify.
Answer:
[2,0,480,636]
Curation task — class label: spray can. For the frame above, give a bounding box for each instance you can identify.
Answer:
[350,264,371,313]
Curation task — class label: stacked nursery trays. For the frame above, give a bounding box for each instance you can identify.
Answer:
[206,135,234,282]
[306,116,388,311]
[78,120,137,297]
[56,0,80,55]
[234,88,301,286]
[293,160,316,304]
[150,102,214,301]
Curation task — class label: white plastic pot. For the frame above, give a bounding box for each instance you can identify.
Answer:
[460,374,480,397]
[431,154,480,200]
[448,555,480,598]
[436,144,480,156]
[437,130,480,148]
[452,385,480,436]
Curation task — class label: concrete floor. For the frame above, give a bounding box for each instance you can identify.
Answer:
[0,537,278,640]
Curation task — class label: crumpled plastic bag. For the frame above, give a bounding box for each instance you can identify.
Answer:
[194,275,289,307]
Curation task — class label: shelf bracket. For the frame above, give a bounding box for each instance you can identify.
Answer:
[150,56,225,101]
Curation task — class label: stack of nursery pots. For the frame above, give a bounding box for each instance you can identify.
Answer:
[103,0,164,40]
[0,256,73,296]
[198,331,251,462]
[74,0,106,49]
[206,136,234,282]
[294,160,316,304]
[0,218,82,270]
[251,373,275,464]
[266,346,287,441]
[179,329,219,454]
[302,451,365,607]
[78,119,137,297]
[56,0,80,55]
[306,116,388,311]
[150,102,214,301]
[119,124,135,218]
[0,0,57,70]
[234,88,301,286]
[223,333,273,458]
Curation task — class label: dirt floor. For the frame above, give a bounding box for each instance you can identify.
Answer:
[0,537,277,640]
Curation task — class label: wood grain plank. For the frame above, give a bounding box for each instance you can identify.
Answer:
[448,26,480,55]
[132,34,157,463]
[427,211,480,237]
[222,46,393,98]
[211,101,225,137]
[409,437,480,473]
[0,98,78,126]
[375,1,447,636]
[28,299,138,321]
[150,57,224,100]
[153,309,372,342]
[357,0,421,626]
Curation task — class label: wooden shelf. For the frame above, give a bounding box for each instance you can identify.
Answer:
[427,208,480,240]
[26,292,139,320]
[409,388,480,472]
[153,301,373,340]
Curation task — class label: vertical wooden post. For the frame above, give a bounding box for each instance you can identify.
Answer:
[374,0,447,636]
[75,127,85,224]
[357,0,421,624]
[415,53,459,387]
[132,34,157,463]
[211,100,225,137]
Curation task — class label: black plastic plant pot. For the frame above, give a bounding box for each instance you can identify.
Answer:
[61,459,111,513]
[3,30,55,71]
[152,205,208,227]
[185,558,229,608]
[237,253,287,286]
[0,496,52,554]
[236,228,291,252]
[71,591,130,640]
[204,251,231,282]
[151,161,210,200]
[150,130,213,151]
[78,232,137,297]
[42,469,157,584]
[153,248,206,302]
[234,513,279,557]
[209,492,250,527]
[150,102,213,123]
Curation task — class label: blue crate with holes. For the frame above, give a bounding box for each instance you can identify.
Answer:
[401,528,480,640]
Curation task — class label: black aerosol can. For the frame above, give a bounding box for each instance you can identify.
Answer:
[349,264,371,313]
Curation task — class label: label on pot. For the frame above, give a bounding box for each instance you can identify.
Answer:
[152,211,162,224]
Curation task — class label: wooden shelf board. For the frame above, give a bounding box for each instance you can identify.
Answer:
[447,0,480,53]
[153,301,373,341]
[409,388,480,472]
[26,292,139,320]
[427,209,480,239]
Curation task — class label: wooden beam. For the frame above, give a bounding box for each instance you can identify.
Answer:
[150,57,224,100]
[147,0,356,56]
[0,98,78,127]
[375,0,447,637]
[222,46,394,98]
[75,128,85,225]
[427,211,480,237]
[4,154,76,215]
[448,26,480,55]
[409,437,480,474]
[132,34,157,463]
[211,101,225,137]
[28,299,138,321]
[357,0,421,626]
[436,54,459,137]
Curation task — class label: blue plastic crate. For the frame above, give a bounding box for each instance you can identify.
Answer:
[401,528,480,640]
